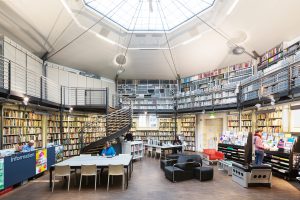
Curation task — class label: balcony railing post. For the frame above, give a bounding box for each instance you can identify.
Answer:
[40,77,43,101]
[106,87,109,114]
[8,61,11,93]
[75,88,77,106]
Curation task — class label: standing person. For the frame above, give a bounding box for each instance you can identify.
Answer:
[22,140,35,152]
[101,141,116,157]
[254,130,266,165]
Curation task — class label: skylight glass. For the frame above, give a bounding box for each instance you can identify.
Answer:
[83,0,216,32]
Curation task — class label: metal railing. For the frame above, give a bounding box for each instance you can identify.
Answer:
[0,56,108,107]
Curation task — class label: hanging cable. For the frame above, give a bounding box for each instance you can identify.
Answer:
[117,0,143,77]
[156,1,180,80]
[47,0,128,59]
[174,0,255,59]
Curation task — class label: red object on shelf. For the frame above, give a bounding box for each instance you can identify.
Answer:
[0,187,13,196]
[203,149,224,161]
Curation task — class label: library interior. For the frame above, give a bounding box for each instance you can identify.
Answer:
[0,0,300,199]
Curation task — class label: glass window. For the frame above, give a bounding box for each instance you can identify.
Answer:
[84,0,216,32]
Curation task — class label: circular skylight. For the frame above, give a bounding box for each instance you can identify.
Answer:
[84,0,216,32]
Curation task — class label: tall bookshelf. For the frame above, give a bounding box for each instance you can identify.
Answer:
[240,112,252,132]
[227,114,239,132]
[256,110,283,133]
[180,115,196,151]
[61,114,106,157]
[2,107,42,149]
[47,112,61,145]
[159,118,176,143]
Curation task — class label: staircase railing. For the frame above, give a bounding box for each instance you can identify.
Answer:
[80,98,132,154]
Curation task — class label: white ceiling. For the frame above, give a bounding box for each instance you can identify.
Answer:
[1,0,300,80]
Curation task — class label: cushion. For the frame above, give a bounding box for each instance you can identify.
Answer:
[194,167,214,181]
[165,166,194,182]
[176,156,195,170]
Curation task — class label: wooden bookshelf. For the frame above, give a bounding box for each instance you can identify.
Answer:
[2,107,43,149]
[256,110,283,133]
[241,112,252,132]
[180,115,196,151]
[47,113,61,145]
[227,114,239,132]
[159,118,176,143]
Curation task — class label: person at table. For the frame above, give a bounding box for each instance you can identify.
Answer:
[124,132,133,141]
[254,130,266,165]
[101,141,116,157]
[22,140,35,152]
[172,136,182,154]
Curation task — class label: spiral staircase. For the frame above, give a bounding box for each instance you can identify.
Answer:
[80,99,132,154]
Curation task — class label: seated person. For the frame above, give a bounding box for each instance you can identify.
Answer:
[22,140,35,152]
[172,136,182,154]
[124,132,133,141]
[101,141,116,157]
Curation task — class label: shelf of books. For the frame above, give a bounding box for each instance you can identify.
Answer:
[132,130,159,144]
[261,133,300,180]
[241,112,252,132]
[62,114,106,157]
[47,112,61,145]
[256,110,283,133]
[227,114,239,132]
[218,132,252,165]
[180,115,196,151]
[159,118,176,143]
[2,107,43,149]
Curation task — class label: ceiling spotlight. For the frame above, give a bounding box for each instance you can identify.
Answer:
[232,46,245,55]
[144,111,147,115]
[23,97,29,105]
[255,103,261,109]
[271,102,275,106]
[202,110,205,114]
[69,107,73,113]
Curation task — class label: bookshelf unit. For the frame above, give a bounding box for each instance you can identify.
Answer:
[256,110,283,133]
[241,112,252,132]
[159,118,176,143]
[122,141,144,160]
[227,114,239,132]
[218,143,246,164]
[180,115,196,151]
[2,107,43,149]
[47,113,61,145]
[178,61,253,110]
[62,114,106,157]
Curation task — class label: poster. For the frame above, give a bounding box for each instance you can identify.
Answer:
[55,146,64,163]
[35,149,47,174]
[0,159,4,190]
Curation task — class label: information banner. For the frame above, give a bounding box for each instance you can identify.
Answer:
[35,149,47,174]
[0,159,4,190]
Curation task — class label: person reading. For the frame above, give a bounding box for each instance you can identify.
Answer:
[22,140,35,152]
[101,141,116,157]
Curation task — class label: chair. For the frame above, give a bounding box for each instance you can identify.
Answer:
[52,165,71,192]
[147,147,153,157]
[107,165,125,191]
[79,165,98,191]
[155,147,162,159]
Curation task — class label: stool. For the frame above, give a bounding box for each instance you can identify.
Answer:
[193,167,214,181]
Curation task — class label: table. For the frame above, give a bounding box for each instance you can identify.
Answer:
[49,155,133,189]
[144,144,183,156]
[218,160,233,176]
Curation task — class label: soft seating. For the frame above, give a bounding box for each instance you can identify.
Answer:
[203,149,224,163]
[160,154,182,170]
[193,167,214,181]
[164,154,213,182]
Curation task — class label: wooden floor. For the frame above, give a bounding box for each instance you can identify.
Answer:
[1,156,300,200]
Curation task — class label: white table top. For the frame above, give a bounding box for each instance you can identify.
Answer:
[55,154,132,167]
[144,144,183,149]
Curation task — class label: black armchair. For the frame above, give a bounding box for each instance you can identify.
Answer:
[164,155,202,182]
[160,154,182,170]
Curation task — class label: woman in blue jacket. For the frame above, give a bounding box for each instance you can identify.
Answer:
[101,141,116,157]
